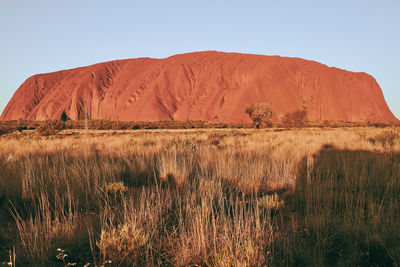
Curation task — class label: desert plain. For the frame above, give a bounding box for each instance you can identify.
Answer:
[0,124,399,266]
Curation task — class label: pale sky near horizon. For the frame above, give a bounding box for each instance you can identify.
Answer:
[1,0,399,119]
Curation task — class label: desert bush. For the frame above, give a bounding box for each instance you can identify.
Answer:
[282,107,308,127]
[368,122,389,128]
[368,129,400,147]
[111,121,129,130]
[15,119,27,133]
[88,120,111,130]
[35,120,66,136]
[0,125,14,136]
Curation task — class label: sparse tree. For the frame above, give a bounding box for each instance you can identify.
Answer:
[245,102,275,129]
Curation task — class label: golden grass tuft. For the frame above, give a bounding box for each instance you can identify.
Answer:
[104,181,128,195]
[97,222,148,265]
[258,194,285,211]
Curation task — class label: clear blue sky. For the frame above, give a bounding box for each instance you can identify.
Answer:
[1,0,399,119]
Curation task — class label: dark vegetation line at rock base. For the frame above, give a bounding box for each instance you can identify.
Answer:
[1,119,399,137]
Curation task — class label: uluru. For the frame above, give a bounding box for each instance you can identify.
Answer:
[1,51,397,123]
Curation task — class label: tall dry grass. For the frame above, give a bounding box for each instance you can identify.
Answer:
[0,126,399,265]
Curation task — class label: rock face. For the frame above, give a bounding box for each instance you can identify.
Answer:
[1,51,397,122]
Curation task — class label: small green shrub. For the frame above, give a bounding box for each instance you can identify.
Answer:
[60,112,69,122]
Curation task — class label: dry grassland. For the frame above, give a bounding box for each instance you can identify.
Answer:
[0,127,399,266]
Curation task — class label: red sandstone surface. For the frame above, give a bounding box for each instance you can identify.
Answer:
[1,51,397,122]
